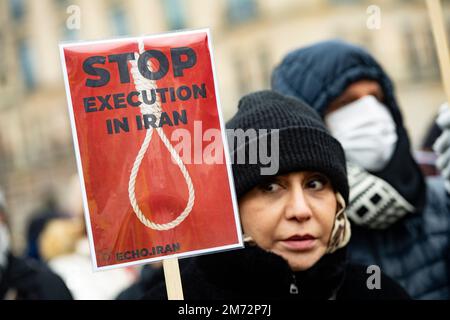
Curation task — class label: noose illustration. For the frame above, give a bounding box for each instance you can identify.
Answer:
[128,39,195,231]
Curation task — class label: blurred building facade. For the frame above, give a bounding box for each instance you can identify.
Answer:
[0,0,448,251]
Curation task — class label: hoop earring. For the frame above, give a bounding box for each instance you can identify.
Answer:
[243,234,256,245]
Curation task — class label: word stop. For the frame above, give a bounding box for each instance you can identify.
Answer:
[83,46,197,87]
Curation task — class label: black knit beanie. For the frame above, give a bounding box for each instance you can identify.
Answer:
[226,90,349,203]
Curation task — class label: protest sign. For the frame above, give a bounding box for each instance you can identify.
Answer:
[427,0,450,103]
[60,29,243,272]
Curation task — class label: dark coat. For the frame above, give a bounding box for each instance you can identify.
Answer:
[0,253,73,300]
[348,176,450,299]
[116,264,164,300]
[141,246,409,300]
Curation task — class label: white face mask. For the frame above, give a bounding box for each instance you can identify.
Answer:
[325,95,398,172]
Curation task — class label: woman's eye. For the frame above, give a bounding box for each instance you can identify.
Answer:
[306,177,327,190]
[260,182,281,193]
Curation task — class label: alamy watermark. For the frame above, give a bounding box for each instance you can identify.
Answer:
[366,5,381,30]
[366,265,381,289]
[66,5,81,30]
[167,121,279,175]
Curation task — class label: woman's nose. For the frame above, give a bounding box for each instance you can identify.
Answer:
[284,187,313,222]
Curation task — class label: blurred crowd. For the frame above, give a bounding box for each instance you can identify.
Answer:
[1,36,450,300]
[0,174,140,299]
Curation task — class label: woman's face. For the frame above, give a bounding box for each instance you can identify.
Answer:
[239,171,337,271]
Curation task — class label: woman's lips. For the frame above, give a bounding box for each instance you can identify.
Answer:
[281,235,317,251]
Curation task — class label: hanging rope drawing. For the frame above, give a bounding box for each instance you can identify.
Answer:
[128,39,195,231]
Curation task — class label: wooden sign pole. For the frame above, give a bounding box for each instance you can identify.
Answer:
[163,257,184,300]
[427,0,450,103]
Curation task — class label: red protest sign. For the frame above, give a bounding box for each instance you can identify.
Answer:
[60,29,243,271]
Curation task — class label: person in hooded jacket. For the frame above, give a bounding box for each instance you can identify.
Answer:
[0,188,73,300]
[142,90,409,300]
[271,40,450,300]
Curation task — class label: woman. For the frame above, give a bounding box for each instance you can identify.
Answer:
[142,90,409,300]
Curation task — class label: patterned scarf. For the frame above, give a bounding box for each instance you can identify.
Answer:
[326,192,351,253]
[345,162,415,229]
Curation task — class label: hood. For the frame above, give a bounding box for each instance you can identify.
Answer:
[271,39,426,212]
